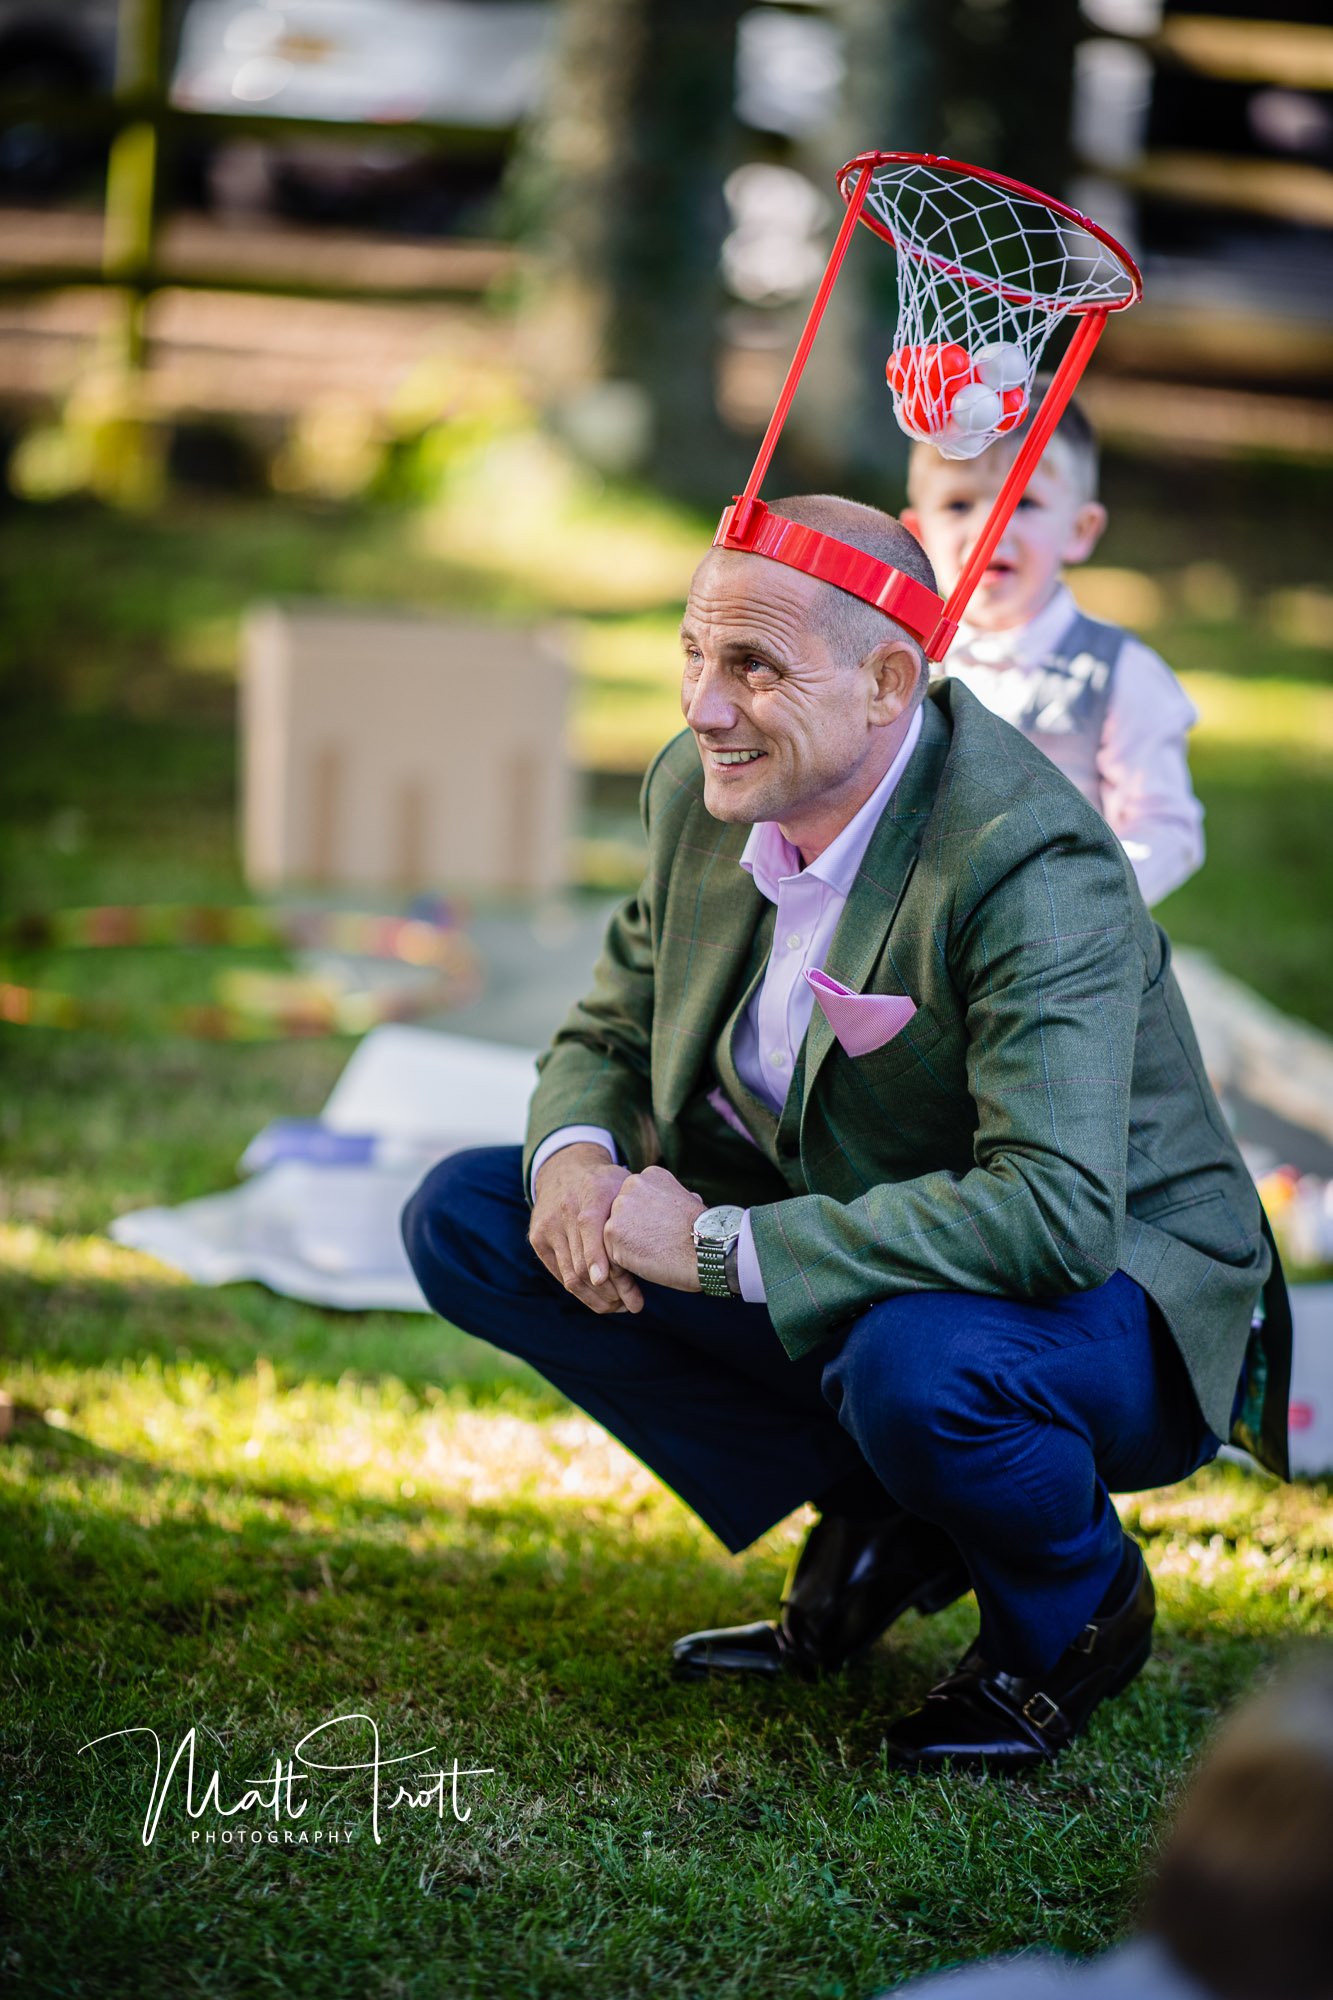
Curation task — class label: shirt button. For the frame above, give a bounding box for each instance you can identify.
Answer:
[769,1050,787,1067]
[786,933,803,949]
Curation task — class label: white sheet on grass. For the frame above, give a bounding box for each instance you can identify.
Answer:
[110,1027,539,1313]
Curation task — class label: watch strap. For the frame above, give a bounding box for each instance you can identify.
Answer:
[696,1239,734,1298]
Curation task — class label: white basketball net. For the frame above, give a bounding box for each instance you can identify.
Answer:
[861,158,1137,461]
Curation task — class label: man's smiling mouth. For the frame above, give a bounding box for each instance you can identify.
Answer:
[711,749,765,765]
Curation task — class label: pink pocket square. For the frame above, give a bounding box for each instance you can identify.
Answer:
[805,969,917,1059]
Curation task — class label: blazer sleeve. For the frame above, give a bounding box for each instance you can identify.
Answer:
[522,886,659,1189]
[522,753,676,1191]
[749,820,1146,1356]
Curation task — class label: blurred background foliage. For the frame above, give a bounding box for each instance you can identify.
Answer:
[0,0,1329,1019]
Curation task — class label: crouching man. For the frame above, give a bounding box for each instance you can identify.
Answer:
[403,495,1280,1771]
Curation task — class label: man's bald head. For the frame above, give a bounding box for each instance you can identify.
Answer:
[713,494,937,688]
[681,499,933,856]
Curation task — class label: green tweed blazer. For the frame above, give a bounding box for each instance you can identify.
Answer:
[525,680,1270,1443]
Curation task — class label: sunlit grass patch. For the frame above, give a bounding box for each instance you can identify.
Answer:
[1,1351,692,1530]
[1120,1470,1333,1641]
[0,1220,189,1289]
[1179,672,1333,765]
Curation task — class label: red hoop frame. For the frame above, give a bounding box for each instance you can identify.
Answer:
[837,150,1143,315]
[713,151,1142,662]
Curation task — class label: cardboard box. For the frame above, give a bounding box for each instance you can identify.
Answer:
[241,605,572,893]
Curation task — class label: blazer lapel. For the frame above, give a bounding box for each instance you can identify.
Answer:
[801,697,949,1107]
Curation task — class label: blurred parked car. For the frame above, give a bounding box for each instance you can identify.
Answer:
[0,0,551,230]
[170,0,553,129]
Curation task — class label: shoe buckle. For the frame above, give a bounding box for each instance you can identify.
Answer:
[1072,1621,1100,1656]
[1022,1690,1063,1733]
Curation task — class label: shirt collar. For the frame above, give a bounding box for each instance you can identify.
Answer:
[952,580,1077,669]
[740,702,924,903]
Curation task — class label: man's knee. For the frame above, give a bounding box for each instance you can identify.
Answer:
[830,1290,975,1410]
[823,1292,1008,1500]
[401,1144,526,1292]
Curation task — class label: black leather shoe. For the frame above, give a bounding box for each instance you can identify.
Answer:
[672,1510,971,1682]
[882,1540,1155,1771]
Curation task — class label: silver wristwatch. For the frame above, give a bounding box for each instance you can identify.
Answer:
[693,1204,745,1299]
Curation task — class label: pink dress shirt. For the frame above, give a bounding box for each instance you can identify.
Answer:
[943,583,1204,907]
[531,707,925,1307]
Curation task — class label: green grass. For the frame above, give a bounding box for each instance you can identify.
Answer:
[3,1165,1330,1999]
[2,481,1332,1997]
[1147,676,1333,1038]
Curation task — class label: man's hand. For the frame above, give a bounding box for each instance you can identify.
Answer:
[605,1166,707,1292]
[530,1143,643,1314]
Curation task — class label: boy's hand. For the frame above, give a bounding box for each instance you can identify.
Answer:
[530,1143,643,1314]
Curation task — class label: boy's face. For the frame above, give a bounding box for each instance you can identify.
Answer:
[901,443,1107,633]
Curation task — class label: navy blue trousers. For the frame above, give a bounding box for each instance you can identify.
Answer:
[402,1147,1217,1674]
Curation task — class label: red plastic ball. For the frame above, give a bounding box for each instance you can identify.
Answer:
[887,341,974,434]
[994,385,1030,435]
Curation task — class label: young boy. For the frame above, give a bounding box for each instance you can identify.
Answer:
[901,392,1203,906]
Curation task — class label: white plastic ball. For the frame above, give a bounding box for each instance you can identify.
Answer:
[936,429,991,461]
[950,382,1004,434]
[973,342,1028,391]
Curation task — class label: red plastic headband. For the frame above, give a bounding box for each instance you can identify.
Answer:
[713,152,1137,662]
[713,496,956,661]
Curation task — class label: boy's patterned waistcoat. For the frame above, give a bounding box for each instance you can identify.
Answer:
[991,608,1122,810]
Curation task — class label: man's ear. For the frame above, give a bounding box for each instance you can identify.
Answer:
[864,638,922,723]
[1063,500,1108,565]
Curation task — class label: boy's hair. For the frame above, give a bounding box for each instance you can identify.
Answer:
[906,377,1099,503]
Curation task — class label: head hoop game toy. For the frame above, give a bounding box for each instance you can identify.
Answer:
[714,151,1141,661]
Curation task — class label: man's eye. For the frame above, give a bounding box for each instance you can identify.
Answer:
[744,659,778,681]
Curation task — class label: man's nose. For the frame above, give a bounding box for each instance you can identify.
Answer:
[683,661,738,734]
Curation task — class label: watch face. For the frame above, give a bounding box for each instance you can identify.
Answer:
[696,1204,745,1245]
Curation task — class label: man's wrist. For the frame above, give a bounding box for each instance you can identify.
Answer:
[530,1126,619,1200]
[692,1204,747,1298]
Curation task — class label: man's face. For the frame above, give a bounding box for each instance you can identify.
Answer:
[902,445,1106,632]
[679,550,912,834]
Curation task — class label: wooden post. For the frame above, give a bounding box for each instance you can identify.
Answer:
[103,0,163,371]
